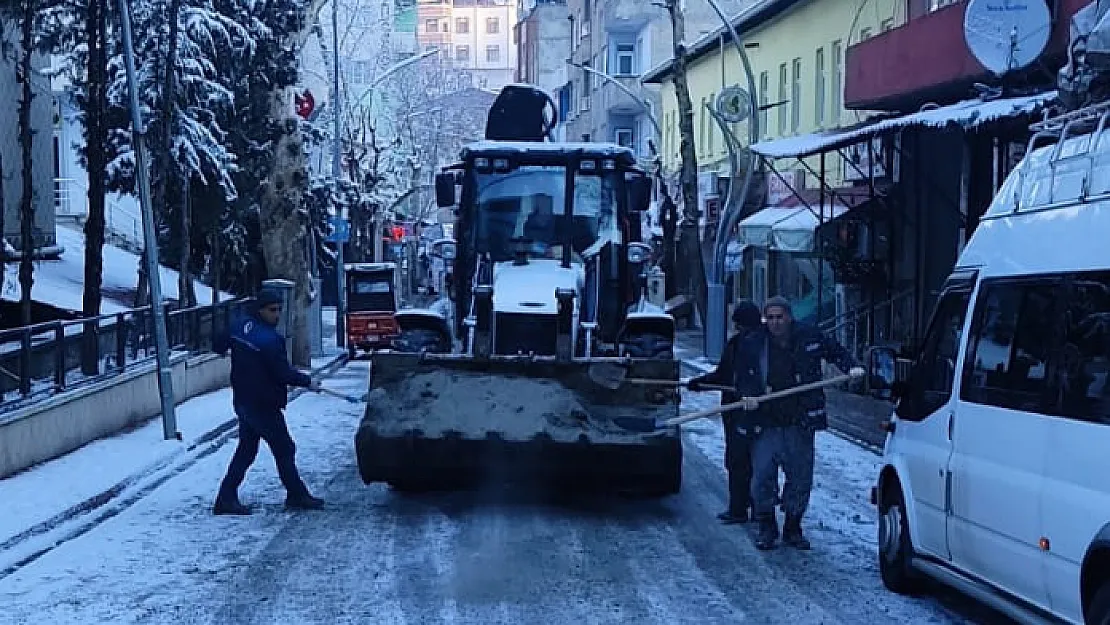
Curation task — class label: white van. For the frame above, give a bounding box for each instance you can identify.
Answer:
[872,101,1110,625]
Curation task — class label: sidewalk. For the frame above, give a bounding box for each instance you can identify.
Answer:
[0,314,347,558]
[675,329,892,452]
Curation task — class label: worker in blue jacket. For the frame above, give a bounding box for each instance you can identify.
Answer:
[212,287,324,515]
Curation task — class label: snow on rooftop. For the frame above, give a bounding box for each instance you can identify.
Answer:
[2,225,232,315]
[752,91,1059,160]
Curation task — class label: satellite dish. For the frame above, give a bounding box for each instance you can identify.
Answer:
[964,0,1051,76]
[716,86,752,123]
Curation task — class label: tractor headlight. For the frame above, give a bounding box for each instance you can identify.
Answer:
[627,243,650,264]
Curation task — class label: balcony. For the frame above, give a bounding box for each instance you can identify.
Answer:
[597,75,645,115]
[845,0,1090,110]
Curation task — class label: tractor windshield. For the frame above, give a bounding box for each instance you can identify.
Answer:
[473,166,619,264]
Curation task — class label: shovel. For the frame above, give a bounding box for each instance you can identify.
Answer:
[587,362,730,392]
[317,387,367,404]
[612,374,854,433]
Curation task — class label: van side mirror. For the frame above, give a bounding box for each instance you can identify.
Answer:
[435,172,456,207]
[627,175,652,212]
[865,346,899,399]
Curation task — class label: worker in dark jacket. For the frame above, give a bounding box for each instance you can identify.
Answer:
[748,296,864,551]
[688,300,764,524]
[212,287,324,515]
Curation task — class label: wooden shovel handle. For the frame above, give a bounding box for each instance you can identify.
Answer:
[662,374,853,428]
[625,378,733,392]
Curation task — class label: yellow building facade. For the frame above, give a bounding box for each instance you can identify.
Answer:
[647,0,904,189]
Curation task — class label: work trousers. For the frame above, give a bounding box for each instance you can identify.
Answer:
[722,414,752,515]
[750,425,815,520]
[218,407,309,501]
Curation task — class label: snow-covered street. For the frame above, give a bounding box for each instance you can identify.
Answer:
[0,361,1003,624]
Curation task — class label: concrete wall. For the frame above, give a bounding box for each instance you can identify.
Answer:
[0,352,231,479]
[1,24,57,251]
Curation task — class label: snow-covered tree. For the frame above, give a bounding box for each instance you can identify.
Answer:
[102,0,251,306]
[384,58,491,228]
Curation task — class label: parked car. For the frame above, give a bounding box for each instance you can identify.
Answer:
[871,102,1110,624]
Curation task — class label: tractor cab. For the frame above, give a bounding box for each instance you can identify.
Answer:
[344,262,400,358]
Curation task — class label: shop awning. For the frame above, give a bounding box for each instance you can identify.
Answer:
[738,204,848,253]
[751,91,1058,160]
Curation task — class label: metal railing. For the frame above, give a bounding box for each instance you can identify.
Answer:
[0,298,253,413]
[820,288,916,362]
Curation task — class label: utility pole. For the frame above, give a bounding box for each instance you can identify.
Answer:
[118,0,178,440]
[331,0,346,348]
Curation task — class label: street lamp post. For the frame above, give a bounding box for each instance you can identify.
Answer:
[331,0,346,349]
[702,0,760,363]
[117,0,178,440]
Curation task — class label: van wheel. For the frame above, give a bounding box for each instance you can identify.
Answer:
[1088,581,1110,625]
[878,484,923,595]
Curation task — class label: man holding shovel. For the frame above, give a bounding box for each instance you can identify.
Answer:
[211,288,326,515]
[687,300,765,524]
[749,296,864,551]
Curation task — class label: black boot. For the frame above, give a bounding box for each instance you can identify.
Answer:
[213,496,252,516]
[717,507,750,524]
[754,513,779,551]
[285,493,325,510]
[783,515,811,550]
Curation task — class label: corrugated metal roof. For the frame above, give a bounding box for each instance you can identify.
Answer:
[751,91,1059,159]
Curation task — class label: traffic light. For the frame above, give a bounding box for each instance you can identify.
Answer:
[391,226,405,242]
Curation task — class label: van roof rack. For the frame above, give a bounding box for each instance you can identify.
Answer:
[1029,99,1110,135]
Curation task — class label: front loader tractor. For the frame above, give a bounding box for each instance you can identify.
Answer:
[355,84,681,495]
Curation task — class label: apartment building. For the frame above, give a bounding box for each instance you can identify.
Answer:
[562,0,751,160]
[417,0,517,90]
[514,0,571,139]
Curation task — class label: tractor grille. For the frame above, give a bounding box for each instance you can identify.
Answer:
[494,312,558,356]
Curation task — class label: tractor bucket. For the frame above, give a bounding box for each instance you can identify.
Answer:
[355,352,683,496]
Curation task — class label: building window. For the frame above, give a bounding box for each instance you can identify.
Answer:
[425,19,438,33]
[455,45,470,62]
[486,17,499,34]
[456,17,469,34]
[815,48,826,127]
[699,96,707,156]
[832,40,843,122]
[486,45,500,63]
[759,71,769,139]
[616,43,636,75]
[707,92,715,155]
[790,57,801,133]
[881,17,895,32]
[778,63,788,136]
[615,128,634,148]
[580,62,591,111]
[859,27,872,41]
